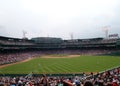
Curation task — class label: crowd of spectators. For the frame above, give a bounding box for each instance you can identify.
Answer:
[0,67,120,86]
[0,51,42,65]
[0,49,120,86]
[85,67,120,86]
[0,49,120,65]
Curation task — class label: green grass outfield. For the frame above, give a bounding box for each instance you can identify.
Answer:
[0,55,120,74]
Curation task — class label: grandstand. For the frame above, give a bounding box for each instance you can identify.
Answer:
[0,36,120,65]
[0,36,120,50]
[0,36,120,86]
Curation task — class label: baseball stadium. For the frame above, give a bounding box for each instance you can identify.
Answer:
[0,35,120,86]
[0,0,120,85]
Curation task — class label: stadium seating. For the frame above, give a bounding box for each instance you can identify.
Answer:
[0,36,120,86]
[0,67,119,86]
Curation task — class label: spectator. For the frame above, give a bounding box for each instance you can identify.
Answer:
[84,81,93,86]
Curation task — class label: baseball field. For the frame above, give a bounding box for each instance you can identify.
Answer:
[0,55,120,74]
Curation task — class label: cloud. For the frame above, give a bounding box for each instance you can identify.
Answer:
[0,0,120,39]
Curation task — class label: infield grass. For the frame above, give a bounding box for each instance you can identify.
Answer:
[0,55,120,74]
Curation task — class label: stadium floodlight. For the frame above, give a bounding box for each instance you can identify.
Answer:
[69,32,74,40]
[22,30,27,39]
[102,26,110,39]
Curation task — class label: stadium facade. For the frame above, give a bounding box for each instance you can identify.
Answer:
[0,36,120,50]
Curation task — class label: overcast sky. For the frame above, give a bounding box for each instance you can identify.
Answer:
[0,0,120,39]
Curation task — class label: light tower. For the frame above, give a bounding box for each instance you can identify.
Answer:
[102,26,110,39]
[70,32,74,40]
[22,30,27,39]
